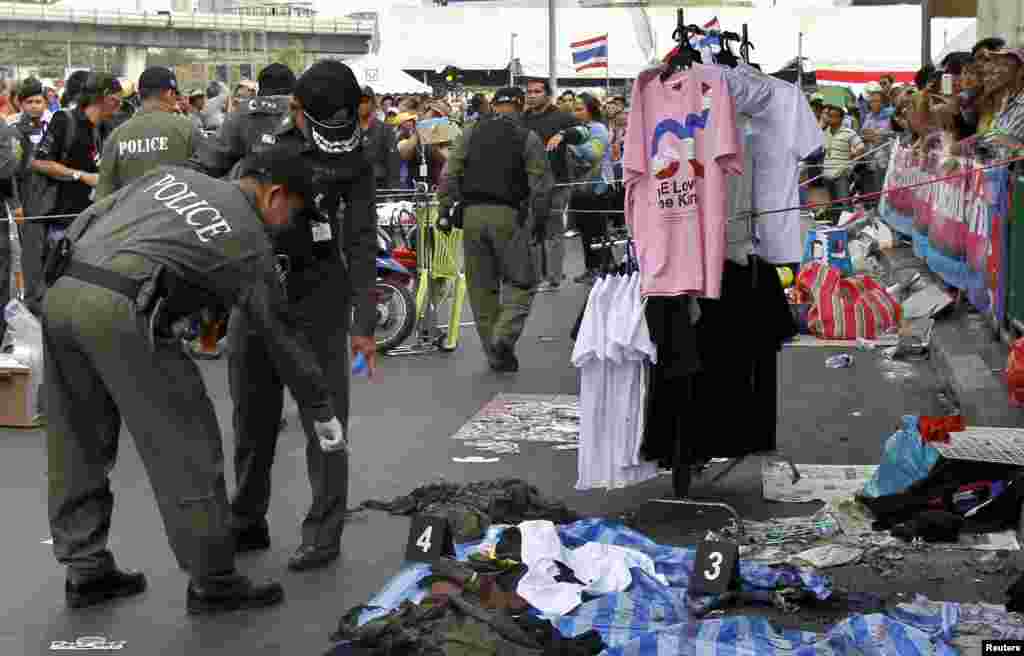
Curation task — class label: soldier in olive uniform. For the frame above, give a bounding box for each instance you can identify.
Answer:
[189,63,296,176]
[438,86,553,373]
[44,145,349,614]
[96,67,204,201]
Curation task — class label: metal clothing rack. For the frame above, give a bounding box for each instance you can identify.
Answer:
[591,14,801,529]
[588,232,803,531]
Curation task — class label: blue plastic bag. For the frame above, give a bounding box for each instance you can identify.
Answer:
[802,226,853,276]
[862,415,941,498]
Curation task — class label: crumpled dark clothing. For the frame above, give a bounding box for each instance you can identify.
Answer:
[1007,573,1024,613]
[860,459,1024,530]
[328,593,605,656]
[358,479,577,543]
[515,616,605,656]
[889,510,964,543]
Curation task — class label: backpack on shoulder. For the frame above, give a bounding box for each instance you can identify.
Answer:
[20,110,78,220]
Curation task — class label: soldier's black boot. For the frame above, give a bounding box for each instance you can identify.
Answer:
[232,522,271,553]
[186,571,284,615]
[66,569,147,609]
[489,342,519,373]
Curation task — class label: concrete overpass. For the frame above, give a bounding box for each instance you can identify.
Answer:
[0,1,373,81]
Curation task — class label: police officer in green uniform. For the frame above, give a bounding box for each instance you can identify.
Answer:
[184,63,297,362]
[438,86,553,372]
[189,63,296,176]
[211,60,378,572]
[44,145,349,614]
[96,67,204,200]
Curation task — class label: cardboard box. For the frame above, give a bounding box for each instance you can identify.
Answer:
[416,118,455,145]
[0,360,39,428]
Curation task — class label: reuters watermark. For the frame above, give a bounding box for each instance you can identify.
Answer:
[49,636,126,651]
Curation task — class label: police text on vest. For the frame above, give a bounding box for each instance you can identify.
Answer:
[142,173,233,243]
[119,136,169,157]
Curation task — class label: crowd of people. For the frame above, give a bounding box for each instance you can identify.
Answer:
[1,35,1021,619]
[802,37,1024,220]
[355,83,629,288]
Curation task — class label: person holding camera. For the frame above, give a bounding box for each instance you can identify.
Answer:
[567,92,613,285]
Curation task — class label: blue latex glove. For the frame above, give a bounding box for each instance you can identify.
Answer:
[352,352,368,376]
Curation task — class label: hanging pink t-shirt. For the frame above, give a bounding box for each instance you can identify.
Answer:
[624,64,741,299]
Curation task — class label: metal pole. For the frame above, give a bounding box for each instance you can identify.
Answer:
[510,32,516,86]
[606,37,610,95]
[66,41,71,71]
[797,32,803,91]
[921,0,931,68]
[548,0,557,96]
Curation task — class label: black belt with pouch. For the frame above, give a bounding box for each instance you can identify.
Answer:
[59,259,219,351]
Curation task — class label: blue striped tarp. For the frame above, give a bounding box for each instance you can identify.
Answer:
[352,520,981,655]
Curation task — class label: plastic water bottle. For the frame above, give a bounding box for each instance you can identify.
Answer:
[825,354,854,369]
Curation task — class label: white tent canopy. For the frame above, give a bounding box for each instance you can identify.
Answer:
[374,6,972,85]
[341,54,432,94]
[937,20,977,64]
[376,7,801,80]
[803,9,974,72]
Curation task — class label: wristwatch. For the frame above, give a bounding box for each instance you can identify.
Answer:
[71,171,81,182]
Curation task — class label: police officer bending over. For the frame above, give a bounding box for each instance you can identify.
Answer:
[438,86,553,372]
[43,145,347,615]
[190,63,296,176]
[96,66,204,200]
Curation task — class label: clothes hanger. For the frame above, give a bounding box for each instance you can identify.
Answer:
[715,32,741,69]
[661,10,702,82]
[740,24,761,71]
[618,237,634,274]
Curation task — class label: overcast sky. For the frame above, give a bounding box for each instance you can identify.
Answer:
[50,0,974,74]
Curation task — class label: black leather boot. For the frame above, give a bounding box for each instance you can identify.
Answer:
[66,569,147,609]
[489,342,519,373]
[232,522,271,553]
[287,544,340,571]
[186,572,284,615]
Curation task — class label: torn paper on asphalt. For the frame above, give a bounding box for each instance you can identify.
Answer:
[762,461,878,503]
[450,393,580,448]
[959,530,1021,551]
[902,284,954,319]
[790,544,864,569]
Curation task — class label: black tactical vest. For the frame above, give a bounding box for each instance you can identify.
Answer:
[461,115,529,209]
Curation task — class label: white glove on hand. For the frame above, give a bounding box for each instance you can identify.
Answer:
[314,417,348,453]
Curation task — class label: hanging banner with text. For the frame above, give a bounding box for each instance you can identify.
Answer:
[879,140,1012,323]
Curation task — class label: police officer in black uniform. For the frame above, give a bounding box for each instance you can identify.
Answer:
[190,63,296,176]
[219,60,378,572]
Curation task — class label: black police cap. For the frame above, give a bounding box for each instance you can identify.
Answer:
[83,72,123,99]
[18,77,43,101]
[492,87,524,105]
[238,143,315,207]
[139,66,178,94]
[258,63,296,96]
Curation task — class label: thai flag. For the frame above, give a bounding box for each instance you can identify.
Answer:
[691,17,721,50]
[571,34,609,73]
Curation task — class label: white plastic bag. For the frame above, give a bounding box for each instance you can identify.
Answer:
[3,299,44,421]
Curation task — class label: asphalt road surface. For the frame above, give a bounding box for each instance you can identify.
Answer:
[0,243,991,656]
